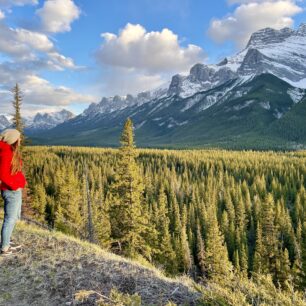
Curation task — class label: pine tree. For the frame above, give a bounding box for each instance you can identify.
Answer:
[11,83,24,142]
[31,183,47,222]
[179,206,192,274]
[261,193,278,275]
[93,190,111,249]
[84,164,95,243]
[276,248,291,289]
[196,221,206,278]
[204,205,233,281]
[299,221,306,289]
[54,167,83,236]
[154,187,176,274]
[253,221,264,274]
[108,118,152,259]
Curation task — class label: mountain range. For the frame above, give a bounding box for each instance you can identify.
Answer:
[9,24,306,149]
[0,109,75,133]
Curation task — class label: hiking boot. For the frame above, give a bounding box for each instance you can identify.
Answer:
[1,246,22,256]
[9,242,22,250]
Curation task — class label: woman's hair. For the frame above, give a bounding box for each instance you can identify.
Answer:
[11,140,22,175]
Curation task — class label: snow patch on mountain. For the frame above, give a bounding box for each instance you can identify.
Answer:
[273,110,283,119]
[233,100,255,111]
[287,88,305,103]
[167,117,188,128]
[260,101,271,110]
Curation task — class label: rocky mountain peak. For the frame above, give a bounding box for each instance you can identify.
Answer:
[217,58,228,66]
[297,23,306,36]
[189,63,215,83]
[28,109,75,130]
[246,27,294,48]
[168,74,184,96]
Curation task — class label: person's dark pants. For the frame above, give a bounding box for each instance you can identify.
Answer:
[1,188,22,250]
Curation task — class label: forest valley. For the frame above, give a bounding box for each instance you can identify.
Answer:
[17,118,306,297]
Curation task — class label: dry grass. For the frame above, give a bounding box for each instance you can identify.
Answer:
[0,221,200,306]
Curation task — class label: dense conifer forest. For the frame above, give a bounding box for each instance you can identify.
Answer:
[21,119,306,295]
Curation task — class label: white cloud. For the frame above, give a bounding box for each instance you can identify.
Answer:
[95,23,206,96]
[0,22,79,71]
[0,0,37,9]
[0,9,4,19]
[22,75,95,107]
[100,67,166,96]
[0,4,86,115]
[208,1,303,47]
[46,52,76,70]
[36,0,80,33]
[228,0,282,3]
[0,68,96,115]
[0,24,54,59]
[96,23,206,74]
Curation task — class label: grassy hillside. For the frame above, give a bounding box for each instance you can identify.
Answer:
[0,220,199,306]
[0,220,305,306]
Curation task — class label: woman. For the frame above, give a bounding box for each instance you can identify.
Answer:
[0,129,26,256]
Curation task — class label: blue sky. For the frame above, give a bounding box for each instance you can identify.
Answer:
[0,0,305,116]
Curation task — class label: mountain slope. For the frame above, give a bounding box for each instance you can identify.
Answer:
[0,221,199,306]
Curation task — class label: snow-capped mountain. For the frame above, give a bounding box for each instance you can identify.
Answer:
[82,82,169,118]
[0,115,11,130]
[0,109,75,132]
[26,109,75,130]
[29,24,306,149]
[82,23,306,118]
[167,23,306,98]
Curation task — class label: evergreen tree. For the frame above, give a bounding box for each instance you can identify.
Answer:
[196,221,206,278]
[299,221,306,289]
[253,221,264,274]
[204,205,233,281]
[154,187,176,274]
[11,83,24,142]
[261,193,278,276]
[108,118,152,259]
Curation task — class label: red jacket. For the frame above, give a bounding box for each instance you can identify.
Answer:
[0,140,26,191]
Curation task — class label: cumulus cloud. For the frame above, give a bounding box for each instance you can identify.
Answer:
[0,2,87,115]
[208,0,303,48]
[228,0,281,3]
[0,22,79,71]
[0,64,96,115]
[22,75,95,107]
[96,23,205,74]
[0,24,53,58]
[36,0,80,33]
[100,67,166,96]
[0,0,37,9]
